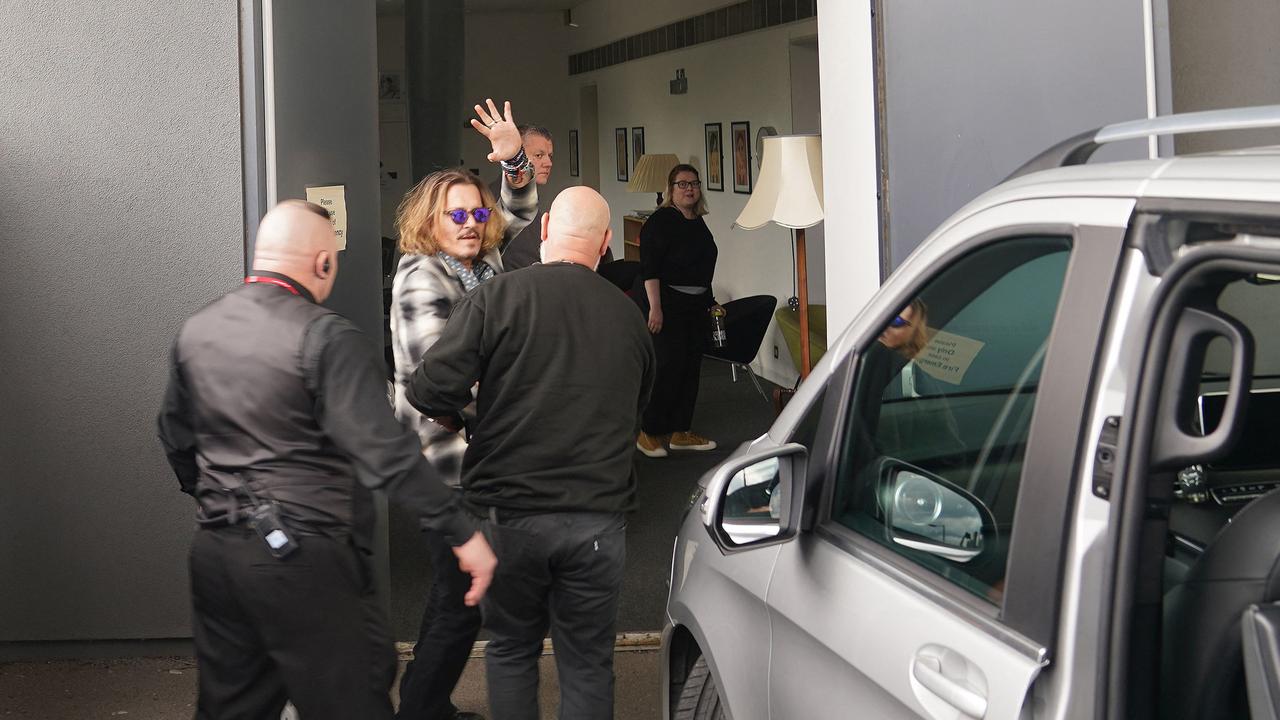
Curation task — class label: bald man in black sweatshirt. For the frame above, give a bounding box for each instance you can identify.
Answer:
[409,187,654,720]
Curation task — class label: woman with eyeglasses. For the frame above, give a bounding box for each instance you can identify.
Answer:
[635,163,724,458]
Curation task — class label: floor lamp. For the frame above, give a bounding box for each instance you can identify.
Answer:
[734,134,824,379]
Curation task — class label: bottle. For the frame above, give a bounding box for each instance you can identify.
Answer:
[710,306,728,348]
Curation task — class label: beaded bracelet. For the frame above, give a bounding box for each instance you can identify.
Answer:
[500,146,530,179]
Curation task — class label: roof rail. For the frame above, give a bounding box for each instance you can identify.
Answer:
[1005,104,1280,181]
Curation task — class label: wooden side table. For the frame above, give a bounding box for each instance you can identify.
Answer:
[623,215,645,261]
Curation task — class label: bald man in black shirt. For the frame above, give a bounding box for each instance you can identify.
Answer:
[409,187,654,720]
[158,200,495,720]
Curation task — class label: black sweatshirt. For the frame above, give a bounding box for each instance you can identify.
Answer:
[638,206,718,287]
[408,262,656,514]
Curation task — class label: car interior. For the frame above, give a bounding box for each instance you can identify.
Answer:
[1122,219,1280,720]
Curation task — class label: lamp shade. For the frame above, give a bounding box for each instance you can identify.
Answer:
[627,153,681,193]
[734,135,824,230]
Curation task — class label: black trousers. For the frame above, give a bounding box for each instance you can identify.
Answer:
[481,510,627,720]
[642,289,710,436]
[395,529,483,720]
[189,525,397,720]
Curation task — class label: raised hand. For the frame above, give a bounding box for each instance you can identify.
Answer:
[470,98,522,162]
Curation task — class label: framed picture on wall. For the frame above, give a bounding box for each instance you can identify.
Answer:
[704,123,724,192]
[615,127,629,182]
[568,130,580,177]
[378,72,402,102]
[731,121,752,194]
[631,126,645,170]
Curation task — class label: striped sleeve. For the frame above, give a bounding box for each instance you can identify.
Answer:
[499,174,539,238]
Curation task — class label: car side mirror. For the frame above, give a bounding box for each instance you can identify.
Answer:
[703,443,807,552]
[881,460,994,563]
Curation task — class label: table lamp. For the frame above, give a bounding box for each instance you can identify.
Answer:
[627,153,681,215]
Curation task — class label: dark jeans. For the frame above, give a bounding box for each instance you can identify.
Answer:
[481,510,627,720]
[396,529,484,720]
[642,288,710,435]
[189,525,396,720]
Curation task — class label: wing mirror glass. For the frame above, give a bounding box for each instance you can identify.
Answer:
[703,444,807,551]
[720,456,783,545]
[882,461,992,563]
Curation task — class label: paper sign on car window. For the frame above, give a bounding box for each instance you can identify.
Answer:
[915,330,985,385]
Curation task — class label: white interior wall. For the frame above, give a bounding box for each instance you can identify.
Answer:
[570,19,820,386]
[568,0,742,53]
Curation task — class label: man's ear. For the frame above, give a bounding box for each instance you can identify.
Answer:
[600,228,613,257]
[315,251,332,279]
[540,212,551,242]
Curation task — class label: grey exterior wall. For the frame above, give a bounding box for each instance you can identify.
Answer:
[0,3,243,641]
[1169,0,1280,153]
[880,1,1156,267]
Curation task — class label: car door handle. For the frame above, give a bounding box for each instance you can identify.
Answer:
[912,652,988,718]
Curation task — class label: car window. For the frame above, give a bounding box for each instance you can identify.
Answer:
[830,236,1073,604]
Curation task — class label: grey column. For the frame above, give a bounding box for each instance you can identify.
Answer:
[405,0,465,181]
[265,0,383,344]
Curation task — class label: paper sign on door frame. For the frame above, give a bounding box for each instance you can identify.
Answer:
[305,184,348,250]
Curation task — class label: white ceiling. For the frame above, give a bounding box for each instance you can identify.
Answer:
[377,0,576,13]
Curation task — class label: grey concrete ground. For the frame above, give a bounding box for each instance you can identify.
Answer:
[0,647,662,719]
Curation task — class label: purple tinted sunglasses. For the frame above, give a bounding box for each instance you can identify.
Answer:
[443,207,494,224]
[888,315,912,329]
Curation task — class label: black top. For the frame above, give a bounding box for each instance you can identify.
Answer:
[408,262,655,514]
[638,206,717,287]
[157,271,475,545]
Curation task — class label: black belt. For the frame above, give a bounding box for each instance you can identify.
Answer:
[196,504,255,528]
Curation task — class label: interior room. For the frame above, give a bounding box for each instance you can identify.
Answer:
[374,0,826,638]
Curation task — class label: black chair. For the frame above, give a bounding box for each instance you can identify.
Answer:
[598,260,641,297]
[704,295,777,402]
[1162,488,1280,720]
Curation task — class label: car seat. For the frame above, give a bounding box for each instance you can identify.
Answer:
[1161,488,1280,720]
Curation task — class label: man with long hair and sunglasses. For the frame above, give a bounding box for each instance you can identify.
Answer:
[408,185,653,720]
[390,99,534,720]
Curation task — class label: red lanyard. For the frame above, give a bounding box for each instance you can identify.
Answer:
[244,275,300,295]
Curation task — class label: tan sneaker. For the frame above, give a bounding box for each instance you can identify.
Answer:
[636,431,668,458]
[669,431,717,451]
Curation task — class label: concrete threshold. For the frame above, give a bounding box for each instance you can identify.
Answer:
[396,630,664,660]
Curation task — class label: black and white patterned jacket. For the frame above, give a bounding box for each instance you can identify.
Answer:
[390,248,504,485]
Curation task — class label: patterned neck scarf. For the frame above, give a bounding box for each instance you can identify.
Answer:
[437,251,496,292]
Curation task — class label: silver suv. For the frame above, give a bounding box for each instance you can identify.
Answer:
[663,107,1280,720]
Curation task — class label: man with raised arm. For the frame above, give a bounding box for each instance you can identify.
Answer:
[408,187,654,720]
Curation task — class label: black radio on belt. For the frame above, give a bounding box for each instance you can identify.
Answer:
[228,473,300,559]
[247,502,299,559]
